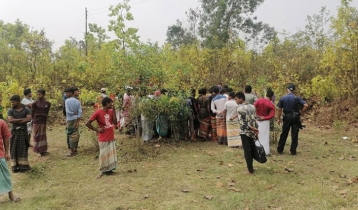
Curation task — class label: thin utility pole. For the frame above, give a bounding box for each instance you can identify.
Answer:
[85,7,88,56]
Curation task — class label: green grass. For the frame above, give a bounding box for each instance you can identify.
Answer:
[1,124,358,210]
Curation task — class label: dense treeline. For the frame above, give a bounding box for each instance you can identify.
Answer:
[0,0,357,111]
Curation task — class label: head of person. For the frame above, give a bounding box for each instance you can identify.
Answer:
[287,83,295,93]
[64,87,74,98]
[266,89,274,100]
[10,95,21,108]
[244,85,252,94]
[126,86,133,95]
[228,91,235,100]
[202,88,207,95]
[234,91,245,105]
[101,97,113,108]
[24,88,32,98]
[37,89,46,100]
[72,87,80,97]
[190,88,196,97]
[199,88,207,95]
[212,86,220,94]
[221,88,228,94]
[154,90,161,97]
[100,88,106,94]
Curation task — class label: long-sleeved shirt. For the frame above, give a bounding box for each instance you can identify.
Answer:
[237,102,258,139]
[65,97,82,121]
[211,94,227,118]
[254,98,275,121]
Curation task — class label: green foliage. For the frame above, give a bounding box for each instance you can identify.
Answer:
[1,0,358,115]
[332,120,347,131]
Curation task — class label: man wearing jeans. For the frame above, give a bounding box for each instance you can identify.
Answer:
[276,84,308,155]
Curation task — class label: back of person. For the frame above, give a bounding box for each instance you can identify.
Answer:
[225,100,239,121]
[278,94,300,114]
[245,93,257,105]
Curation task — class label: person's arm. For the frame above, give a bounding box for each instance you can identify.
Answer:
[22,113,32,123]
[77,102,83,118]
[86,118,104,133]
[4,137,10,161]
[7,116,24,123]
[112,106,117,129]
[277,108,283,124]
[229,113,238,121]
[263,104,276,121]
[86,119,101,133]
[299,98,308,115]
[47,102,51,115]
[31,101,36,119]
[211,100,217,114]
[65,100,74,115]
[1,123,11,161]
[301,103,308,114]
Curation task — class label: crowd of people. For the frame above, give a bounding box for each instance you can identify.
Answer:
[0,83,308,202]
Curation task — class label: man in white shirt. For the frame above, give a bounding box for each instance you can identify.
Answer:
[223,92,242,147]
[21,88,33,147]
[211,86,227,145]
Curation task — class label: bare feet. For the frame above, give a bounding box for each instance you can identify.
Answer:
[8,192,21,202]
[246,171,254,175]
[96,172,104,179]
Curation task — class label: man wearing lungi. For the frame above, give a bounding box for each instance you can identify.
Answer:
[64,88,82,157]
[211,86,228,145]
[254,89,275,155]
[86,97,118,178]
[0,119,20,202]
[31,89,51,156]
[7,95,32,172]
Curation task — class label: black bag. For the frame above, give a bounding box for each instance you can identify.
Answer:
[253,139,267,163]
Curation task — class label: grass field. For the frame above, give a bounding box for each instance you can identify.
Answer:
[1,124,358,210]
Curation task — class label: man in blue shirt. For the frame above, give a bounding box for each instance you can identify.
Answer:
[64,87,82,157]
[276,84,308,155]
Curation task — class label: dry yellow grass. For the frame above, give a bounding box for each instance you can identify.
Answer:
[1,124,358,210]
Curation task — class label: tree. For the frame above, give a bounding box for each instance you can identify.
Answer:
[108,0,139,50]
[198,0,276,49]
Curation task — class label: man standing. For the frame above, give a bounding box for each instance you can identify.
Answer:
[86,97,118,178]
[277,84,308,155]
[211,86,228,145]
[122,87,134,136]
[233,92,259,174]
[21,88,34,146]
[244,85,257,105]
[31,89,51,156]
[208,86,218,142]
[223,92,241,147]
[254,89,276,155]
[64,88,82,157]
[0,118,20,202]
[7,95,32,172]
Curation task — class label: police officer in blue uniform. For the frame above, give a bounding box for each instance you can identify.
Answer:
[276,84,308,155]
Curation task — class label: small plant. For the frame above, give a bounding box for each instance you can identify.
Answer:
[332,120,347,131]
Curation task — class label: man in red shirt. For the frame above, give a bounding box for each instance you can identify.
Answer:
[0,119,20,202]
[86,97,118,178]
[254,90,276,156]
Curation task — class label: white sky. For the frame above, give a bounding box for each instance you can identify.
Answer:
[0,0,357,50]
